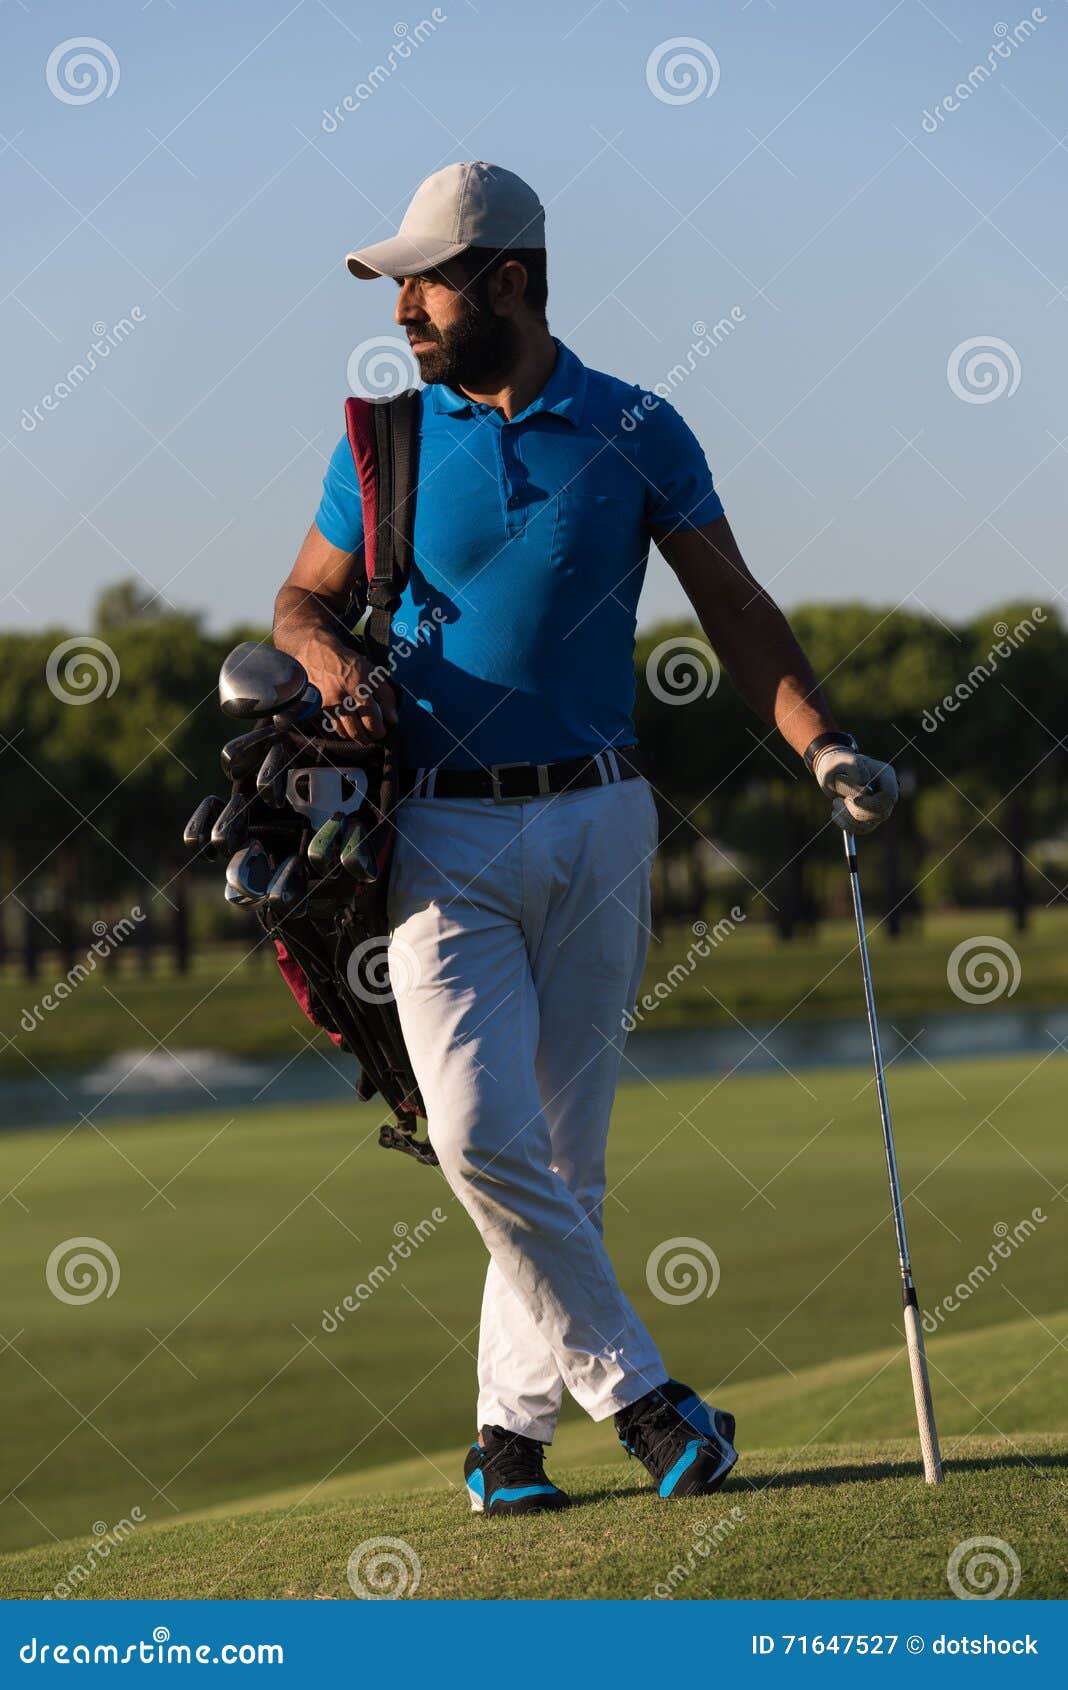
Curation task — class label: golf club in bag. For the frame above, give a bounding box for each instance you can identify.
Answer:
[183,639,435,1167]
[844,827,943,1484]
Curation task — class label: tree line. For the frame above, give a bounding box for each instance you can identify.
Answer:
[0,583,1064,975]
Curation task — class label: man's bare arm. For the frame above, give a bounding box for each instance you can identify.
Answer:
[653,515,837,760]
[273,523,396,742]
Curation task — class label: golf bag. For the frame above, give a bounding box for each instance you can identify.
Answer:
[182,391,436,1166]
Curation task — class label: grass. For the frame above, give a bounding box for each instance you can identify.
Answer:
[0,1053,1064,1598]
[2,906,1066,1075]
[3,1436,1065,1600]
[1,1332,1064,1597]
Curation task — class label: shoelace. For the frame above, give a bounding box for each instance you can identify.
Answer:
[622,1393,704,1474]
[483,1429,547,1488]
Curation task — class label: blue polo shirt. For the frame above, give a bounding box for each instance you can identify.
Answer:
[315,340,723,770]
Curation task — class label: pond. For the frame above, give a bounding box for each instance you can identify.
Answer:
[3,1004,1066,1130]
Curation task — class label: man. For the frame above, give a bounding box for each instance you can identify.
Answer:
[275,162,897,1516]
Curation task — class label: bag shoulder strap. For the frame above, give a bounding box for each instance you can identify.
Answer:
[344,390,420,657]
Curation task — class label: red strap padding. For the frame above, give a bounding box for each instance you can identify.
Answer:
[273,938,343,1048]
[344,397,378,585]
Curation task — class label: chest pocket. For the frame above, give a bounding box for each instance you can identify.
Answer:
[550,490,633,579]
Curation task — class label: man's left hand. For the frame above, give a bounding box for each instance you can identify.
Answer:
[813,747,899,835]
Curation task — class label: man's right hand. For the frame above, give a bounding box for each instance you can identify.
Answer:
[273,524,398,746]
[312,643,398,744]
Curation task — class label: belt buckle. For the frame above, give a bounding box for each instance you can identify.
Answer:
[489,761,536,802]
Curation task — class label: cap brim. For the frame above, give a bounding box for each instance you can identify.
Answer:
[345,234,471,280]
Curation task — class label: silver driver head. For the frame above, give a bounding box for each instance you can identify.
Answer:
[219,642,308,720]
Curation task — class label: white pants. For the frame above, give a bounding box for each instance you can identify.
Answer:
[387,776,667,1442]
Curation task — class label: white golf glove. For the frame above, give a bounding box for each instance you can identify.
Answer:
[812,744,898,835]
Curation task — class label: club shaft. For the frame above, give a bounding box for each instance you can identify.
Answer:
[842,828,911,1283]
[843,828,943,1484]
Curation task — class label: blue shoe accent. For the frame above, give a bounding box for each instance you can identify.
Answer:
[659,1439,703,1498]
[488,1483,560,1507]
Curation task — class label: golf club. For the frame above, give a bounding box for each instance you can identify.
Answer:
[225,840,273,906]
[844,826,943,1485]
[224,881,260,909]
[221,722,280,782]
[219,641,309,720]
[273,682,323,730]
[339,811,379,883]
[183,793,225,852]
[210,792,251,855]
[256,740,293,808]
[265,853,307,912]
[307,811,347,873]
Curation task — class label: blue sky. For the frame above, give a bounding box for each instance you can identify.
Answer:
[2,0,1065,634]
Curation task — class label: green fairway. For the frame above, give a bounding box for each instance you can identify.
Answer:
[2,1310,1065,1599]
[1,1433,1064,1601]
[2,1411,1064,1599]
[2,906,1066,1074]
[0,1056,1064,1597]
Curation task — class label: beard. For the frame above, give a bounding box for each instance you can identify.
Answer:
[410,296,519,390]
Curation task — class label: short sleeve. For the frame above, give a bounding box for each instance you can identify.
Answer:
[640,398,724,534]
[314,434,365,553]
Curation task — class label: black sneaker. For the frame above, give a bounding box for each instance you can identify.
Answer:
[616,1379,737,1498]
[464,1426,570,1516]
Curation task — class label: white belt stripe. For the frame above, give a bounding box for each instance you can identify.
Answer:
[410,755,629,796]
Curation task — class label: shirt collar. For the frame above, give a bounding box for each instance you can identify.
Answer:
[429,339,587,426]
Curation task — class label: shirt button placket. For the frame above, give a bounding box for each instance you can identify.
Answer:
[501,430,524,536]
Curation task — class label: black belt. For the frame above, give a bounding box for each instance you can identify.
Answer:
[401,749,642,803]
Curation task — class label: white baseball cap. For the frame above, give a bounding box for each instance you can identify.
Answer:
[346,161,545,280]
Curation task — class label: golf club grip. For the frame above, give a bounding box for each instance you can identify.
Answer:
[903,1300,944,1485]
